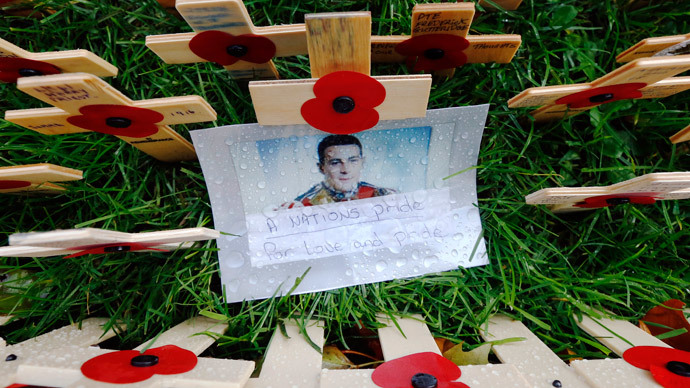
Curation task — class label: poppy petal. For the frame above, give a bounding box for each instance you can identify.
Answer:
[0,180,32,190]
[312,71,386,108]
[189,30,276,66]
[82,350,155,384]
[0,57,61,83]
[574,193,660,208]
[413,50,467,71]
[649,363,690,388]
[623,346,690,369]
[63,242,167,258]
[301,97,380,134]
[66,105,164,138]
[555,83,647,109]
[395,34,469,56]
[372,352,462,387]
[145,345,198,375]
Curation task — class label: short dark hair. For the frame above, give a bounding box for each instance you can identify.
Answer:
[317,135,362,165]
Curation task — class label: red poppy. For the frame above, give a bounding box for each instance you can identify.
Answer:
[371,352,469,388]
[300,71,386,134]
[555,83,647,109]
[63,242,167,258]
[574,193,660,208]
[623,346,690,388]
[66,105,164,138]
[0,180,32,190]
[188,30,276,66]
[0,57,61,83]
[395,34,470,72]
[81,345,197,384]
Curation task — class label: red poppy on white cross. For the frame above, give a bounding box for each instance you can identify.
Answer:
[248,12,432,134]
[370,3,521,78]
[0,38,116,83]
[509,55,690,122]
[4,72,217,162]
[12,316,254,387]
[0,227,220,258]
[0,163,82,194]
[525,172,690,213]
[145,0,307,79]
[1,318,121,388]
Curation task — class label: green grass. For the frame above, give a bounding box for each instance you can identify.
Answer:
[1,0,689,363]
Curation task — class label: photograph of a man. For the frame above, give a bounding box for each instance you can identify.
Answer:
[292,135,396,206]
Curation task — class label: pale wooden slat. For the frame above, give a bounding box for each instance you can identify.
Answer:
[481,314,591,388]
[591,55,690,87]
[638,76,690,98]
[5,107,88,135]
[135,316,226,353]
[410,3,475,38]
[249,75,431,126]
[617,34,690,62]
[0,38,30,57]
[0,163,82,183]
[1,318,119,387]
[246,321,324,388]
[305,12,371,77]
[0,182,71,195]
[146,32,207,64]
[670,123,690,144]
[377,314,441,360]
[133,96,217,125]
[31,50,117,77]
[176,0,255,34]
[574,312,671,357]
[525,187,610,205]
[529,103,591,122]
[571,359,662,388]
[507,83,591,108]
[608,172,690,194]
[121,125,198,162]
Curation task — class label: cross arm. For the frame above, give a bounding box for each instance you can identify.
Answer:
[670,123,690,144]
[370,34,521,63]
[0,38,30,57]
[29,50,117,77]
[5,107,87,135]
[508,83,591,108]
[0,163,82,183]
[638,75,690,98]
[616,33,690,62]
[591,55,690,87]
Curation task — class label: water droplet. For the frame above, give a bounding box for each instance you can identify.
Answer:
[375,260,388,272]
[461,132,469,139]
[249,275,258,284]
[228,279,240,292]
[396,258,407,267]
[423,256,438,268]
[225,251,245,268]
[345,269,353,276]
[453,233,464,241]
[240,163,248,170]
[410,137,417,143]
[257,181,266,189]
[224,139,234,145]
[268,277,276,284]
[420,156,428,165]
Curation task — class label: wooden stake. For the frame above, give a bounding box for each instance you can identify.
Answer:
[0,163,82,194]
[5,73,217,162]
[146,0,307,79]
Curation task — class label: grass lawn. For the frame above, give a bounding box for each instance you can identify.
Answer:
[1,0,689,362]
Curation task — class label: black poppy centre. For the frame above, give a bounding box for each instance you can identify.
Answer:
[588,93,615,103]
[130,354,159,368]
[423,48,445,60]
[411,372,438,388]
[332,96,356,114]
[17,68,43,77]
[105,117,132,128]
[226,44,249,58]
[103,245,132,253]
[667,361,690,377]
[605,197,630,206]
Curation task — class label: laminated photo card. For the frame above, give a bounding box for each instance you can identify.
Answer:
[192,105,489,302]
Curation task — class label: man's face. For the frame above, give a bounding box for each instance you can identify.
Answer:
[320,144,363,192]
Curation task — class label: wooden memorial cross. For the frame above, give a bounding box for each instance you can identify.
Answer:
[248,11,432,133]
[508,55,690,122]
[525,172,690,213]
[0,38,116,83]
[13,316,255,387]
[146,0,307,80]
[1,318,120,387]
[4,72,217,162]
[0,227,220,258]
[370,3,521,78]
[617,33,690,63]
[0,163,82,194]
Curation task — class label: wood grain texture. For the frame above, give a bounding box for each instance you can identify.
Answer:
[616,33,690,62]
[670,123,690,144]
[410,3,474,37]
[507,83,591,108]
[638,76,690,98]
[0,163,82,183]
[305,12,371,77]
[249,75,431,126]
[591,55,690,87]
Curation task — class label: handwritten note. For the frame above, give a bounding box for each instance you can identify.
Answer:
[246,188,470,267]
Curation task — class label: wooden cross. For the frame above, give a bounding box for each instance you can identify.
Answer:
[145,0,307,80]
[321,315,532,388]
[1,318,120,387]
[0,38,116,83]
[13,316,255,387]
[617,33,690,62]
[509,55,690,121]
[0,227,220,258]
[4,73,217,162]
[525,172,690,213]
[370,3,521,78]
[0,163,82,194]
[248,12,431,129]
